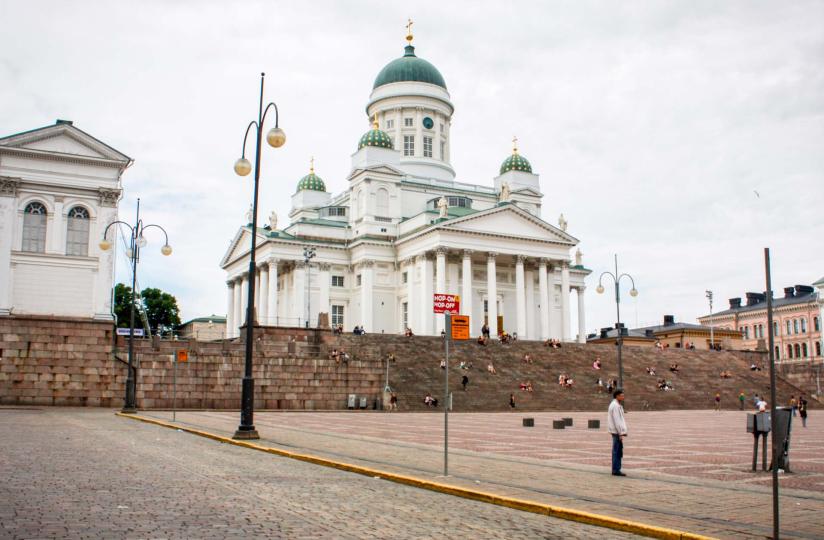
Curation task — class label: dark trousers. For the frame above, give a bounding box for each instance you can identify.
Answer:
[611,434,623,474]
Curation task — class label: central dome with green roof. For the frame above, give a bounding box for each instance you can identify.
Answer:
[373,44,447,90]
[297,160,326,192]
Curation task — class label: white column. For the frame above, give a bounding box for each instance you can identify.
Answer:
[461,250,473,321]
[258,265,269,326]
[577,286,587,343]
[394,107,402,149]
[405,259,416,333]
[525,267,535,340]
[447,257,459,297]
[419,254,434,335]
[547,264,557,339]
[561,262,571,341]
[435,248,447,333]
[487,252,498,338]
[267,259,278,325]
[233,278,242,337]
[252,269,260,323]
[240,273,249,328]
[515,255,526,338]
[538,259,549,340]
[92,205,118,319]
[280,270,290,323]
[361,260,374,332]
[319,263,331,318]
[225,280,235,338]
[293,262,305,326]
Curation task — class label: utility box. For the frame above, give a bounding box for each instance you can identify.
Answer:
[772,407,793,471]
[347,394,356,409]
[359,397,367,409]
[747,412,771,433]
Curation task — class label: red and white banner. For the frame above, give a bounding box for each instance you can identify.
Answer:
[433,293,460,314]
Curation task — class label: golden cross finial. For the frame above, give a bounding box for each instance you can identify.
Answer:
[406,18,414,43]
[310,156,314,173]
[373,112,379,129]
[512,136,519,154]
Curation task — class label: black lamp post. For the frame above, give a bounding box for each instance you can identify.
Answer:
[231,72,286,440]
[99,198,172,413]
[303,246,316,328]
[596,254,638,389]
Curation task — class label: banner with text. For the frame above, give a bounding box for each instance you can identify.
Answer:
[433,293,460,314]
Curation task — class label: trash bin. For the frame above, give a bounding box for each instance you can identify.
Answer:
[359,397,367,409]
[347,394,356,409]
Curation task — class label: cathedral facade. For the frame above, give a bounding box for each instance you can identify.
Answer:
[221,34,589,340]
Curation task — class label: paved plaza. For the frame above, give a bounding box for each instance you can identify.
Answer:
[142,408,824,539]
[0,408,635,539]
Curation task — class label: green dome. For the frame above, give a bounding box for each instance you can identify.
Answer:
[358,128,394,150]
[297,171,326,192]
[500,152,533,175]
[373,45,447,90]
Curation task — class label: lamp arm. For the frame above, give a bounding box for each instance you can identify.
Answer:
[241,121,259,158]
[598,271,617,286]
[141,223,170,245]
[102,220,134,239]
[618,273,637,290]
[261,102,280,128]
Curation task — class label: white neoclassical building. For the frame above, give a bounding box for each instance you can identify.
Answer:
[221,34,590,341]
[0,120,129,319]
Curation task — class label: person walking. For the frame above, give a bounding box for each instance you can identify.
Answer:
[799,395,808,427]
[509,393,516,409]
[738,391,746,410]
[714,392,721,411]
[790,396,797,417]
[461,374,469,391]
[607,389,628,477]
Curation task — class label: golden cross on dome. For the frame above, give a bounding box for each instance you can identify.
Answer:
[310,156,314,173]
[406,18,414,43]
[373,112,379,129]
[512,136,519,154]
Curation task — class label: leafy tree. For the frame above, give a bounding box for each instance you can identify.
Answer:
[113,283,181,335]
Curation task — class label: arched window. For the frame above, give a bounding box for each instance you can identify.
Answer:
[786,320,792,335]
[787,344,793,358]
[376,188,389,216]
[22,202,47,252]
[66,206,90,256]
[802,343,808,357]
[774,345,780,360]
[801,318,807,333]
[815,316,820,332]
[794,343,801,358]
[773,322,779,336]
[793,319,799,334]
[816,342,821,357]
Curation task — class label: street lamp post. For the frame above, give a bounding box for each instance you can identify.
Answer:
[596,254,638,389]
[231,72,286,440]
[99,198,172,413]
[303,246,316,328]
[706,290,714,349]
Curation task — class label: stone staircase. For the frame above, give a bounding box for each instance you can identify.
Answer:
[331,334,817,412]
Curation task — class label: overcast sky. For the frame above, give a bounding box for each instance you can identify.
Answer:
[2,1,822,332]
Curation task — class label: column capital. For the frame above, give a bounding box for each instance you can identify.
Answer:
[318,262,331,271]
[487,252,497,260]
[538,257,549,268]
[295,260,307,269]
[435,246,448,256]
[516,255,527,265]
[0,176,21,197]
[416,253,432,263]
[358,259,375,269]
[462,249,474,259]
[226,280,235,288]
[266,257,278,267]
[560,260,571,270]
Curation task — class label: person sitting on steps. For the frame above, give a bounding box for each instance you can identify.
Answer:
[404,327,414,337]
[669,363,680,374]
[477,335,487,346]
[593,358,602,370]
[487,361,497,374]
[523,353,533,364]
[424,393,438,407]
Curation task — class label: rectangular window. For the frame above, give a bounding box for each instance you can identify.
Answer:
[815,316,820,332]
[786,320,791,335]
[386,119,394,129]
[402,302,408,330]
[404,118,413,127]
[356,274,362,286]
[403,135,414,156]
[402,272,408,284]
[331,305,344,327]
[775,346,780,360]
[423,136,433,157]
[773,322,779,336]
[66,217,89,256]
[332,275,344,287]
[440,141,445,159]
[801,318,807,333]
[439,123,444,133]
[22,213,47,253]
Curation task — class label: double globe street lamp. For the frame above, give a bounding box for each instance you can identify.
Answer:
[596,254,638,389]
[99,198,172,413]
[232,72,286,440]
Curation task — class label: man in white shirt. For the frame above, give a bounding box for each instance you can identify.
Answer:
[607,389,628,476]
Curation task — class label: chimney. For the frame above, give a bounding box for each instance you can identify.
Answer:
[745,292,765,306]
[55,119,73,125]
[600,327,611,339]
[795,285,814,295]
[784,287,795,298]
[645,329,654,338]
[663,315,675,326]
[729,298,742,309]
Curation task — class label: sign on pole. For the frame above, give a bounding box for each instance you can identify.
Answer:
[433,293,460,314]
[176,349,189,363]
[450,315,470,340]
[116,328,144,337]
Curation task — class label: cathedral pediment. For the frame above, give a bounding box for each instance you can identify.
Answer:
[440,204,577,245]
[220,227,272,268]
[347,164,405,181]
[0,121,131,163]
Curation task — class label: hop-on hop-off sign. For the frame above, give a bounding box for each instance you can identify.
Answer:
[433,293,460,314]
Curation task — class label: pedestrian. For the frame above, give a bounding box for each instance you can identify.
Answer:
[389,392,398,411]
[738,391,745,410]
[753,394,760,409]
[790,396,797,417]
[509,393,516,409]
[607,389,628,477]
[461,374,469,391]
[799,395,808,428]
[714,393,721,411]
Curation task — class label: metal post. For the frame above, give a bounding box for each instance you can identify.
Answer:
[444,313,450,477]
[614,254,624,389]
[172,354,177,422]
[765,247,779,539]
[707,290,714,349]
[122,199,140,413]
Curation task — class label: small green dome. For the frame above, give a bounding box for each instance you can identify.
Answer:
[297,171,326,192]
[500,152,533,175]
[358,128,394,150]
[373,45,447,90]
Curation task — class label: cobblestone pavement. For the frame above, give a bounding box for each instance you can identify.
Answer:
[150,409,824,540]
[0,408,636,539]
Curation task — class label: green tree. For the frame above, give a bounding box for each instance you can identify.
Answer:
[113,283,181,335]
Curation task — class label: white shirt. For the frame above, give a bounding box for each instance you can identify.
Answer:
[607,399,627,435]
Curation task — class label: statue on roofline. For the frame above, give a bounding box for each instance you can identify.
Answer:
[437,196,448,218]
[558,213,568,232]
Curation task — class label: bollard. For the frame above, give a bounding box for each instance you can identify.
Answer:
[552,420,565,429]
[588,419,600,429]
[522,418,534,427]
[563,417,573,427]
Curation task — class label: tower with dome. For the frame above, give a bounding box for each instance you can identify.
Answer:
[221,27,590,341]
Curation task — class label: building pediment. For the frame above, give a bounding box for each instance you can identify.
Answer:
[220,227,273,268]
[439,204,577,245]
[0,121,131,164]
[347,163,405,181]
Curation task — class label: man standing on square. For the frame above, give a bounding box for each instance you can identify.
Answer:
[607,389,627,476]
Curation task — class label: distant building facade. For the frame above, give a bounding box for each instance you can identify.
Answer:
[698,283,823,362]
[178,315,226,341]
[0,120,130,320]
[588,315,743,350]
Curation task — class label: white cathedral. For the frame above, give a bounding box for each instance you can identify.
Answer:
[221,32,590,341]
